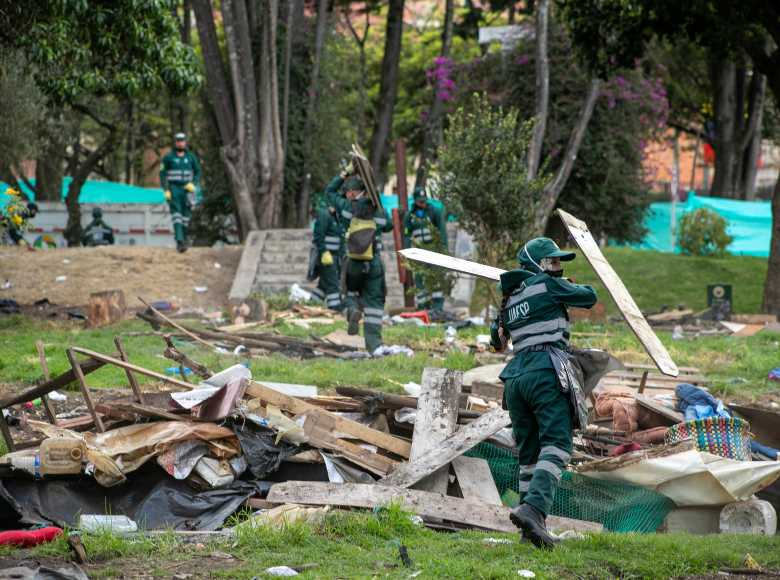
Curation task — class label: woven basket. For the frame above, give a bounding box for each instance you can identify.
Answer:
[664,417,751,461]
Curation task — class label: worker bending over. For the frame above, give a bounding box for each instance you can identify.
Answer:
[82,207,115,246]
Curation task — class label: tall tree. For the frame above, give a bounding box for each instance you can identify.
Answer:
[193,0,286,237]
[526,0,549,181]
[368,0,405,191]
[298,0,329,227]
[414,0,454,189]
[344,4,372,146]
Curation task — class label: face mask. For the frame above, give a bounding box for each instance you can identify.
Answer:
[547,269,564,278]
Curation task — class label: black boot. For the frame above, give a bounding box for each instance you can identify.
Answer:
[347,310,362,335]
[177,241,187,253]
[510,503,557,549]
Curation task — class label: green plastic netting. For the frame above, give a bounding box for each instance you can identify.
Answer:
[463,442,676,533]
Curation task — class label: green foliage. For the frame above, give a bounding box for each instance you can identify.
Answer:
[433,94,547,267]
[403,226,457,300]
[677,207,734,257]
[0,188,32,237]
[1,0,201,103]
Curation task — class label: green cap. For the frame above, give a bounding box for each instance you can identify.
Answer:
[26,202,39,213]
[344,176,365,193]
[412,187,427,200]
[518,237,575,272]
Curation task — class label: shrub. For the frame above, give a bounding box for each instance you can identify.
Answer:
[676,207,733,256]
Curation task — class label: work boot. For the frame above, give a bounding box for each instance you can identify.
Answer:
[347,309,362,335]
[177,241,187,253]
[510,503,557,549]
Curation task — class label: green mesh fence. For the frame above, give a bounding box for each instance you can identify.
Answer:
[464,442,676,533]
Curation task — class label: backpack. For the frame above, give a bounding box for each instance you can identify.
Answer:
[346,201,377,260]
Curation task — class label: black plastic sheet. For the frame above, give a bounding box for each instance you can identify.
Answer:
[0,463,273,531]
[233,423,303,479]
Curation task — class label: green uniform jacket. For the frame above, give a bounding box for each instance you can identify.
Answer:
[82,219,115,246]
[159,150,201,189]
[325,175,394,264]
[312,208,344,259]
[490,269,598,381]
[403,204,448,250]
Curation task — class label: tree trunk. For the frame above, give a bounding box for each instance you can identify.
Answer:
[282,0,300,155]
[526,0,549,181]
[739,64,767,200]
[181,0,192,134]
[124,102,133,184]
[368,0,405,192]
[297,0,328,227]
[35,143,65,201]
[266,0,286,227]
[534,79,600,233]
[709,58,737,198]
[414,0,454,190]
[761,174,780,314]
[345,8,370,146]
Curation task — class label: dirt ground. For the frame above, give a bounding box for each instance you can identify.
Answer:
[0,245,243,312]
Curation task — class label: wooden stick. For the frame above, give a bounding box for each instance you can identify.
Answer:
[637,370,649,395]
[66,347,105,433]
[162,334,215,379]
[114,337,146,405]
[71,347,195,391]
[137,297,215,349]
[35,340,59,427]
[0,407,16,452]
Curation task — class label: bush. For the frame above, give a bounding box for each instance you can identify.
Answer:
[676,207,733,256]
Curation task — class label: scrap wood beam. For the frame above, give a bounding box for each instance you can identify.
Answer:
[267,481,603,534]
[246,380,412,458]
[397,209,678,377]
[380,407,511,488]
[70,347,195,391]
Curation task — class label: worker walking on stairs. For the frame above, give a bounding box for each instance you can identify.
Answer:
[403,187,449,310]
[310,205,344,312]
[325,165,393,353]
[160,132,201,253]
[489,237,598,549]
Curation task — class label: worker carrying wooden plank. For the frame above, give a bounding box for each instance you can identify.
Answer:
[489,237,598,549]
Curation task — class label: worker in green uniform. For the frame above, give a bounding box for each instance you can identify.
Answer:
[310,205,344,311]
[325,164,394,353]
[159,132,201,253]
[81,207,115,247]
[403,187,448,310]
[490,237,598,549]
[5,202,37,246]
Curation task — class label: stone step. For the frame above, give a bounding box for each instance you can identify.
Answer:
[264,229,312,241]
[259,252,310,264]
[256,263,311,275]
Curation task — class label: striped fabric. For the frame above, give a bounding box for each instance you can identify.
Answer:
[503,281,570,350]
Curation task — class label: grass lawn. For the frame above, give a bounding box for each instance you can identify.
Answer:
[471,247,769,317]
[2,315,780,399]
[10,505,780,579]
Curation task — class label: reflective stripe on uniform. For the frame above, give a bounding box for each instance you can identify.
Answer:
[512,331,569,350]
[374,217,386,226]
[431,292,444,298]
[539,446,571,464]
[365,307,384,316]
[364,316,383,325]
[325,236,341,243]
[510,318,569,338]
[536,460,563,480]
[311,288,325,300]
[519,464,536,475]
[342,210,353,219]
[507,283,547,307]
[517,480,531,492]
[325,244,341,251]
[326,293,340,300]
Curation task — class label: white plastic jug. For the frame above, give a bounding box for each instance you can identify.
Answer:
[79,515,138,535]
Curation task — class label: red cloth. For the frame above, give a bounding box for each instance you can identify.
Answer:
[611,443,643,456]
[0,527,62,547]
[399,311,430,324]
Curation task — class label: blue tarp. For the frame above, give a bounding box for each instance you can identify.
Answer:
[638,192,771,257]
[0,178,166,204]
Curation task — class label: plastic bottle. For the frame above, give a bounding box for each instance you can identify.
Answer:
[10,456,40,477]
[25,398,42,408]
[445,326,457,343]
[39,438,83,475]
[79,515,138,535]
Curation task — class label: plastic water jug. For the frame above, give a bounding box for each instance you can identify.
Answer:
[39,438,83,475]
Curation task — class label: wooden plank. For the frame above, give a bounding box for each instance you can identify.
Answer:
[138,297,215,349]
[647,309,693,321]
[110,403,185,422]
[410,368,462,497]
[452,456,502,507]
[397,248,505,282]
[66,348,105,433]
[94,405,137,422]
[557,209,678,378]
[605,371,706,384]
[636,370,648,395]
[471,380,504,402]
[229,230,268,299]
[634,393,684,424]
[114,337,146,405]
[351,143,382,209]
[728,404,780,450]
[246,380,412,458]
[0,406,16,452]
[623,364,700,374]
[70,347,196,391]
[267,481,603,534]
[0,353,119,410]
[381,407,511,488]
[35,340,58,427]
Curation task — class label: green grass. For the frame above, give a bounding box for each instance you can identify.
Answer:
[13,504,780,579]
[2,315,780,398]
[472,247,769,316]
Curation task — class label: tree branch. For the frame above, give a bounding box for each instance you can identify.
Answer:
[11,163,37,197]
[71,104,118,132]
